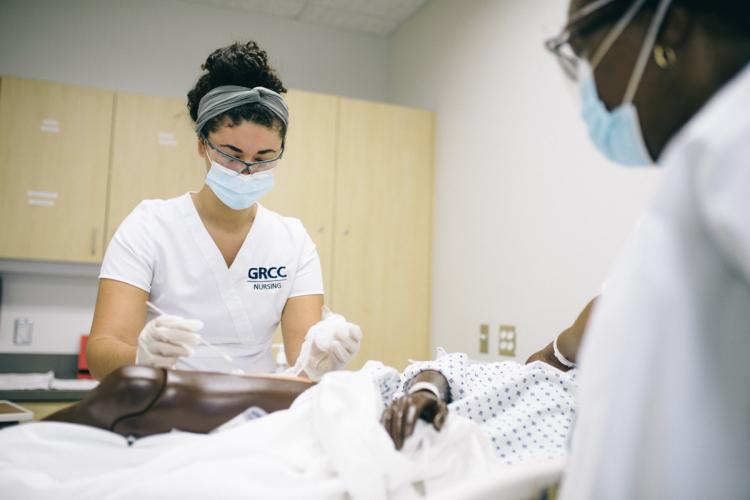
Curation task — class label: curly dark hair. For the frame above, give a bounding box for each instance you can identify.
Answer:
[187,41,288,138]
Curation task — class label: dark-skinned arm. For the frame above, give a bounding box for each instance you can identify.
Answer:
[526,297,598,371]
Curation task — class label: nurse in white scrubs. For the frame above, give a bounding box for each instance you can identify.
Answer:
[542,0,750,498]
[87,41,361,380]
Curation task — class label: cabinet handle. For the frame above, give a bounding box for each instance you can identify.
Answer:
[90,228,97,256]
[343,229,350,236]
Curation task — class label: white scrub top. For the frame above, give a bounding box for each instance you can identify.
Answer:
[560,64,750,500]
[100,193,324,373]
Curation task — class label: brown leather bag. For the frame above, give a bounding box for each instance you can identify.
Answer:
[45,365,315,438]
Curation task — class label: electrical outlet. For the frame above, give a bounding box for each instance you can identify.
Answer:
[498,324,516,357]
[479,323,489,354]
[13,318,33,346]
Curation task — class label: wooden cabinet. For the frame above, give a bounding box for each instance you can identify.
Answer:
[331,98,434,370]
[105,93,205,242]
[0,77,114,262]
[266,94,434,369]
[262,90,338,291]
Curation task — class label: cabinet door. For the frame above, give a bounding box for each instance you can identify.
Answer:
[262,90,338,293]
[105,93,205,243]
[0,77,114,262]
[332,98,434,370]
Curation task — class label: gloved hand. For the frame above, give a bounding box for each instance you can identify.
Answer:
[295,309,362,381]
[136,315,204,368]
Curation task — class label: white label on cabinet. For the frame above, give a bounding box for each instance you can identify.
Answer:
[26,190,58,207]
[28,198,55,207]
[26,190,59,199]
[40,118,60,133]
[158,132,177,146]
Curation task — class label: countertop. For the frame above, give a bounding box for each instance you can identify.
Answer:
[0,389,89,402]
[0,353,90,401]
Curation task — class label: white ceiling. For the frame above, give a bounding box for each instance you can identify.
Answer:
[178,0,429,37]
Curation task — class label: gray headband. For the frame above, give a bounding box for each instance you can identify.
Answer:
[195,85,289,134]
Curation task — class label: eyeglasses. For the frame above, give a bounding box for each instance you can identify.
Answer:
[203,136,285,175]
[545,32,580,81]
[544,0,619,81]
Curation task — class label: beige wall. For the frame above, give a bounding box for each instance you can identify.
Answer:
[388,0,662,362]
[0,0,389,101]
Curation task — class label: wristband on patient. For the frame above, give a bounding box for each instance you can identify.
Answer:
[553,336,576,368]
[407,381,442,400]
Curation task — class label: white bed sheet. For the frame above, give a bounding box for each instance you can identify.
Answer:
[429,458,564,500]
[0,367,489,500]
[0,365,563,500]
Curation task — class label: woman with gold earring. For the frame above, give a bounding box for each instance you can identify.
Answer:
[543,0,750,498]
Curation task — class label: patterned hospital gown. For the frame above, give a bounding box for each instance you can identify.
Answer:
[368,350,577,466]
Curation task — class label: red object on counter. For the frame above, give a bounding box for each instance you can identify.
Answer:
[77,335,92,380]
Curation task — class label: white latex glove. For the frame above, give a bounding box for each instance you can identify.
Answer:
[293,309,363,381]
[136,315,203,368]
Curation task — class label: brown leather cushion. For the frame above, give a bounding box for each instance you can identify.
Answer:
[45,365,315,438]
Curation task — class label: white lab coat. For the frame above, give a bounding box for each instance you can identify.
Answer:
[100,194,324,373]
[560,64,750,500]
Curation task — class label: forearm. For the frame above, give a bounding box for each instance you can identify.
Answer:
[87,336,137,380]
[406,369,451,403]
[280,294,324,366]
[556,297,597,363]
[526,297,598,370]
[88,279,148,380]
[282,335,303,368]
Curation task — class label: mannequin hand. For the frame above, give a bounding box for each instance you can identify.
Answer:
[136,315,203,368]
[381,391,449,450]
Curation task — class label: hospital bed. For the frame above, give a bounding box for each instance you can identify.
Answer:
[0,366,564,500]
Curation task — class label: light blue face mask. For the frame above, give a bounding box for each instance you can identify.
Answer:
[579,62,653,166]
[579,0,673,166]
[205,160,274,210]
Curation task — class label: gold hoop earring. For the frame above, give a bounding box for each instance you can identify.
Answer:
[653,45,677,69]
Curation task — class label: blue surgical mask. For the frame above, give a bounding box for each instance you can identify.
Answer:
[579,62,652,166]
[578,0,673,166]
[205,160,274,210]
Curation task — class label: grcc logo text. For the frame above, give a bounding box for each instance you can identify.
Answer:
[248,267,287,280]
